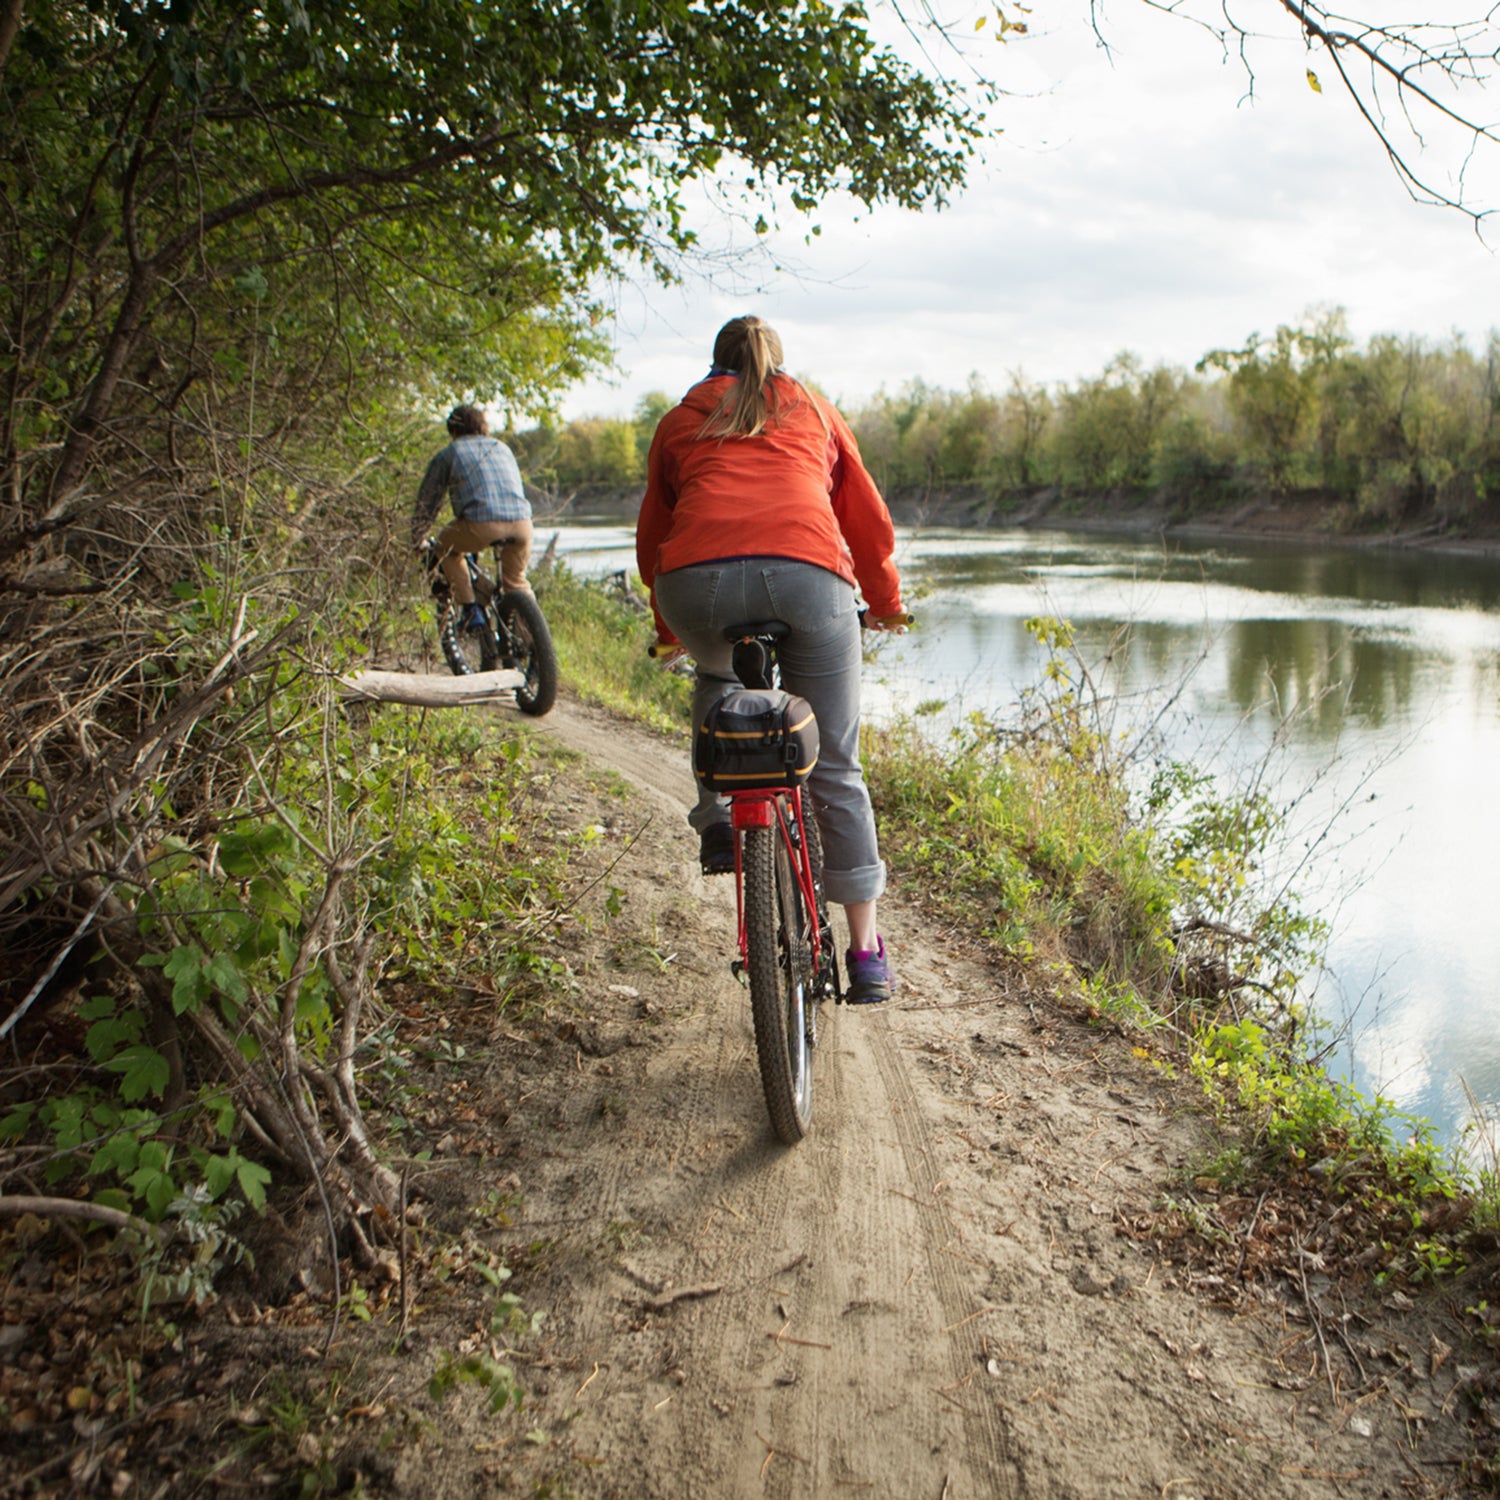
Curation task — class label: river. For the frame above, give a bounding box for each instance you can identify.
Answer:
[550,520,1500,1156]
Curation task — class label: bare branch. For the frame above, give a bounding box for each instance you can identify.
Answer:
[0,1193,158,1241]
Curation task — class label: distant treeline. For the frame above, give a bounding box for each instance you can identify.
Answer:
[511,309,1500,526]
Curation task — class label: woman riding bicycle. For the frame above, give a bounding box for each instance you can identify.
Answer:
[635,315,906,1004]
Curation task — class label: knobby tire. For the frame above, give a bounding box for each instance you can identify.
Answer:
[743,822,814,1144]
[498,590,559,716]
[438,594,498,676]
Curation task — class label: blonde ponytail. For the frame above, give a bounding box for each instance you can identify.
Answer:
[698,315,788,439]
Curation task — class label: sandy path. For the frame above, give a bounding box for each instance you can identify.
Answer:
[397,694,1471,1499]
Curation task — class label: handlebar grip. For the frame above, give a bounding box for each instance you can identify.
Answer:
[860,610,915,629]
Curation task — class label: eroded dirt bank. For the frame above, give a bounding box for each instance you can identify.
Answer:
[383,696,1494,1499]
[542,481,1500,558]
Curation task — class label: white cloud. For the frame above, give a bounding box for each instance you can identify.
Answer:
[560,1,1500,419]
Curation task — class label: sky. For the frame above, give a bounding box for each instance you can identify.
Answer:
[558,0,1500,421]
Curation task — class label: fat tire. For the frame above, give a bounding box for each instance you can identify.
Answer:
[438,595,498,676]
[744,823,814,1144]
[498,590,559,716]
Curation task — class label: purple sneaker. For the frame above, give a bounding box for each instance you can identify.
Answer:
[844,937,893,1004]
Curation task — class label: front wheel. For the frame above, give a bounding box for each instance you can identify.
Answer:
[497,590,558,716]
[743,822,814,1144]
[438,593,498,676]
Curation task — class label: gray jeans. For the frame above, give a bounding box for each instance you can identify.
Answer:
[654,559,886,905]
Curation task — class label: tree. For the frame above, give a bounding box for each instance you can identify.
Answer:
[3,0,983,541]
[1199,313,1352,493]
[633,391,675,468]
[1110,0,1500,224]
[995,374,1054,492]
[1052,353,1184,493]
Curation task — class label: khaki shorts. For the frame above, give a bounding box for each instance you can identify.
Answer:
[436,517,533,593]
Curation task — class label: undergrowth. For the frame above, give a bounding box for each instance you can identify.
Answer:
[0,620,584,1277]
[540,562,692,732]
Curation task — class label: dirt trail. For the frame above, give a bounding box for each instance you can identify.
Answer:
[397,695,1478,1499]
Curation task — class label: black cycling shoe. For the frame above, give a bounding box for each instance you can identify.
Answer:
[699,823,735,876]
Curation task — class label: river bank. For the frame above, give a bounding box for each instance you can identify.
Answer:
[540,480,1500,560]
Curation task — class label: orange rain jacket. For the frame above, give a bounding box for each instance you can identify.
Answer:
[635,374,904,645]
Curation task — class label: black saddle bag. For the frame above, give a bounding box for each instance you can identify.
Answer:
[694,689,819,791]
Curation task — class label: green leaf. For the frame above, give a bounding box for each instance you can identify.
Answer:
[217,823,292,878]
[1,1102,37,1142]
[236,1157,272,1210]
[163,945,211,1015]
[105,1050,172,1110]
[89,1132,142,1177]
[202,1153,237,1197]
[203,1091,237,1138]
[206,952,249,1005]
[233,265,269,303]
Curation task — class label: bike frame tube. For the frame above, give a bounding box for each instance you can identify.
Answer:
[728,786,823,968]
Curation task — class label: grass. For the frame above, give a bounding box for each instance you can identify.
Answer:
[861,619,1488,1286]
[537,563,691,732]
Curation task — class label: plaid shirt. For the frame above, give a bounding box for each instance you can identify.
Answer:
[412,435,530,540]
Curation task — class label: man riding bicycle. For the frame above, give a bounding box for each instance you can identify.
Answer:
[412,404,533,632]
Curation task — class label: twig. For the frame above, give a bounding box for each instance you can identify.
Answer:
[756,1429,810,1478]
[554,814,654,917]
[0,885,114,1043]
[941,1307,995,1333]
[642,1283,723,1313]
[397,1162,411,1344]
[768,1320,832,1350]
[1296,1247,1340,1409]
[1234,1190,1269,1282]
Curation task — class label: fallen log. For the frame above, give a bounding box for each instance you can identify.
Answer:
[339,668,525,708]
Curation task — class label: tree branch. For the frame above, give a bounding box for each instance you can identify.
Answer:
[0,1193,158,1241]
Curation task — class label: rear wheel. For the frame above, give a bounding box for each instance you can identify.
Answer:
[438,594,498,675]
[744,821,814,1144]
[497,591,558,716]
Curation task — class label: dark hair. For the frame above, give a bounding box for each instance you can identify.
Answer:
[446,404,489,437]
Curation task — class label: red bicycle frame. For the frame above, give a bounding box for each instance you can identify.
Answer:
[727,785,823,971]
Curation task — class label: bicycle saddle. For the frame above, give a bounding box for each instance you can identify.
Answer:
[722,620,788,692]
